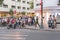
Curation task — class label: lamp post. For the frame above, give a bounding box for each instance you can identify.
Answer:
[40,0,44,29]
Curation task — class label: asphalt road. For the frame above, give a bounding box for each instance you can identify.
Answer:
[0,27,60,40]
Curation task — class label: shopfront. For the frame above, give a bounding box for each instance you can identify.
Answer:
[0,11,10,17]
[43,6,60,28]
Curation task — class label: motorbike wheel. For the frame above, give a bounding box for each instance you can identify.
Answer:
[52,25,55,29]
[48,23,52,28]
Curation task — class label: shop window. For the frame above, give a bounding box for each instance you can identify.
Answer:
[4,14,6,16]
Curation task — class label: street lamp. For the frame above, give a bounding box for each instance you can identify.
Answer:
[40,0,44,29]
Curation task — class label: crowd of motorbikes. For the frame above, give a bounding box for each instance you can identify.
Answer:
[0,15,57,29]
[0,16,36,29]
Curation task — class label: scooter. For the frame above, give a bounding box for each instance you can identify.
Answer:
[48,20,55,29]
[7,24,12,29]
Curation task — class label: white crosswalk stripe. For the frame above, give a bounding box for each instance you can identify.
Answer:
[0,34,27,40]
[0,38,25,40]
[0,34,28,40]
[0,34,28,36]
[0,32,28,40]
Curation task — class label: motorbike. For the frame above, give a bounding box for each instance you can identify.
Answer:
[48,20,55,29]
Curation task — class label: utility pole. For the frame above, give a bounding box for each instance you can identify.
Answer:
[40,0,44,29]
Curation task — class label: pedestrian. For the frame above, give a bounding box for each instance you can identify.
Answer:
[16,18,20,28]
[7,18,12,29]
[2,18,5,26]
[48,15,53,28]
[32,17,35,25]
[0,18,2,25]
[7,17,10,28]
[28,17,32,26]
[19,16,22,28]
[11,18,15,29]
[22,17,25,28]
[7,17,10,24]
[34,16,39,27]
[53,15,57,28]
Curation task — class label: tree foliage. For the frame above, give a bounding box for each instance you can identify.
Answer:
[9,9,13,16]
[30,2,34,9]
[22,12,25,15]
[0,0,4,6]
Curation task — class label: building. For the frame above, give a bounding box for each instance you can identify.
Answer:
[43,0,60,28]
[43,0,60,22]
[0,0,35,17]
[43,0,60,20]
[34,0,41,16]
[34,0,40,9]
[33,0,60,28]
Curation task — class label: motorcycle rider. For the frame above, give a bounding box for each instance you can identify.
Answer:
[48,15,53,28]
[53,15,56,28]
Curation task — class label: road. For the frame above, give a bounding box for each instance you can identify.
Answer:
[0,27,60,40]
[0,28,30,40]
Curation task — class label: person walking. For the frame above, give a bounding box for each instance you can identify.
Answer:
[53,15,57,28]
[7,17,11,29]
[28,17,32,26]
[11,18,16,29]
[34,16,39,27]
[16,18,20,28]
[48,15,53,28]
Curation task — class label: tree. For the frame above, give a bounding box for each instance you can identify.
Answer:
[29,2,34,9]
[9,9,13,16]
[0,0,4,6]
[22,12,25,15]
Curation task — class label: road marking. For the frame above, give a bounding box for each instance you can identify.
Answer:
[0,35,28,40]
[0,34,28,40]
[0,37,25,40]
[0,34,28,37]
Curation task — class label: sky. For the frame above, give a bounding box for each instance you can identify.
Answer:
[43,0,59,7]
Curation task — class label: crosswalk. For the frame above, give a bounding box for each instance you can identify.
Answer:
[0,30,28,40]
[0,34,28,40]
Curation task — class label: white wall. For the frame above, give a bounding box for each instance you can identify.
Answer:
[0,0,59,13]
[0,0,31,12]
[34,0,40,9]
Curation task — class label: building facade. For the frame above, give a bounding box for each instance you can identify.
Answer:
[43,0,60,21]
[43,0,60,28]
[0,0,35,17]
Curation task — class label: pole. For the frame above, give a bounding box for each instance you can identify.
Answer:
[40,0,43,29]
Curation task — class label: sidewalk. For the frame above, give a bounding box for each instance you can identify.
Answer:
[24,25,40,30]
[25,25,60,31]
[0,25,60,31]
